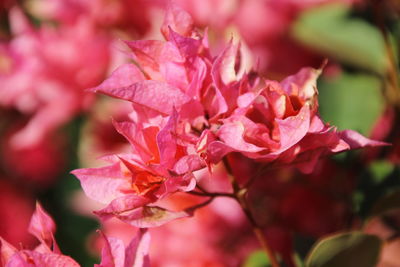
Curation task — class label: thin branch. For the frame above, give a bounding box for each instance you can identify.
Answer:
[185,197,214,213]
[235,188,281,267]
[223,157,281,267]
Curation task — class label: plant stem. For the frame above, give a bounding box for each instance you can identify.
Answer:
[222,157,281,267]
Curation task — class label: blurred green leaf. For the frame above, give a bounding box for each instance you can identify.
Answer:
[318,72,384,136]
[292,3,388,75]
[369,161,395,185]
[306,232,382,267]
[294,253,305,267]
[243,250,271,267]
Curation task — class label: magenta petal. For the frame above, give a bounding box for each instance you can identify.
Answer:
[112,121,153,163]
[91,64,145,93]
[156,110,178,167]
[218,122,264,153]
[211,41,239,88]
[95,80,190,115]
[272,105,311,155]
[72,163,128,204]
[1,237,17,264]
[281,67,321,101]
[207,141,235,164]
[8,251,80,267]
[124,229,151,267]
[173,155,205,175]
[339,130,390,149]
[96,232,126,267]
[28,202,56,249]
[168,28,202,58]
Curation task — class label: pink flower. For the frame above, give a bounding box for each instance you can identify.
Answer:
[27,0,157,37]
[0,8,110,147]
[72,109,206,227]
[207,66,387,172]
[0,202,80,267]
[1,120,66,187]
[73,4,386,230]
[0,179,36,248]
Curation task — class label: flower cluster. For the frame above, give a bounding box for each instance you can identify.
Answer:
[0,1,397,266]
[72,2,384,241]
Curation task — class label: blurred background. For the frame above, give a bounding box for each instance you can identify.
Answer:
[0,0,399,266]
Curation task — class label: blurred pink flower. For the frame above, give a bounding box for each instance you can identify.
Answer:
[0,179,35,248]
[27,0,158,37]
[172,0,360,76]
[0,8,110,147]
[1,120,66,187]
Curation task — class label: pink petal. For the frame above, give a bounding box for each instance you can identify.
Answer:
[124,40,164,77]
[172,155,205,175]
[207,141,235,164]
[217,122,264,153]
[186,57,207,99]
[271,105,311,155]
[91,64,145,93]
[167,27,202,58]
[161,3,194,39]
[124,229,151,267]
[28,202,56,249]
[1,237,17,264]
[71,163,128,204]
[203,86,228,119]
[112,121,154,163]
[96,232,125,267]
[280,67,322,101]
[8,251,80,267]
[211,41,239,88]
[94,80,190,115]
[96,229,151,267]
[339,130,390,149]
[156,110,178,167]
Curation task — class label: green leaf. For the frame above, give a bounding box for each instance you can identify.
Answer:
[306,232,382,267]
[318,72,384,136]
[243,250,271,267]
[292,3,388,75]
[369,161,395,185]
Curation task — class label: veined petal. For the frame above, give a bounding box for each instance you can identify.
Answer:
[71,163,128,204]
[91,64,145,93]
[95,80,190,115]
